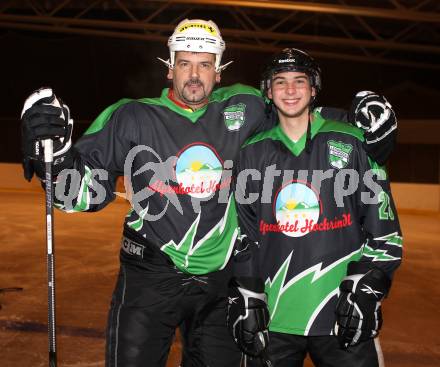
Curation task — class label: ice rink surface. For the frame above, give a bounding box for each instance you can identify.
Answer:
[0,191,439,366]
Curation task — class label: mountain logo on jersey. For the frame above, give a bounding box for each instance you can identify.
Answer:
[274,181,320,237]
[327,140,353,169]
[223,103,246,131]
[175,143,223,198]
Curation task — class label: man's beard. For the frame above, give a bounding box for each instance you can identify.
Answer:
[181,78,207,105]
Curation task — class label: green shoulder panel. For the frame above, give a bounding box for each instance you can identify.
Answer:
[84,96,164,135]
[242,125,278,148]
[84,98,132,135]
[85,84,262,135]
[242,112,365,157]
[317,118,365,142]
[210,83,262,102]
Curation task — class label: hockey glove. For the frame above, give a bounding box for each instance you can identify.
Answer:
[227,277,270,357]
[349,91,397,165]
[334,262,391,349]
[21,87,74,181]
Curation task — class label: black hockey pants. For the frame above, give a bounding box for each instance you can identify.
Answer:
[105,228,242,367]
[245,332,384,367]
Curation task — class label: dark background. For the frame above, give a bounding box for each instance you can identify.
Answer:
[2,30,439,183]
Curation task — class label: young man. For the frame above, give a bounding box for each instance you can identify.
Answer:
[21,19,397,367]
[228,48,402,367]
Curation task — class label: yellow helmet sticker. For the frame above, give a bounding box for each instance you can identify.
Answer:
[178,22,218,36]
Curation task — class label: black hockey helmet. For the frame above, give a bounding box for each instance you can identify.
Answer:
[260,48,321,101]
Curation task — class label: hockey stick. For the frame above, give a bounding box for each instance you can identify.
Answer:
[43,139,57,367]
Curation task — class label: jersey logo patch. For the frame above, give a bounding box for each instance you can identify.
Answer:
[223,103,246,131]
[327,140,353,169]
[272,181,321,237]
[175,143,223,198]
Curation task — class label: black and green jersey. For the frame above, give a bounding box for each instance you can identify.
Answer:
[54,83,364,276]
[56,84,270,275]
[235,111,402,336]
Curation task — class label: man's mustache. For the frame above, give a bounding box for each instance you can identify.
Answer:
[185,79,204,87]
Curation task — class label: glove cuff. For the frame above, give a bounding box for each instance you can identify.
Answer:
[30,146,77,181]
[344,261,391,299]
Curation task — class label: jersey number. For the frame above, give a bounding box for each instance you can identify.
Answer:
[378,192,394,220]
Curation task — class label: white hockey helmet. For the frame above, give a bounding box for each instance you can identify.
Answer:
[158,19,232,73]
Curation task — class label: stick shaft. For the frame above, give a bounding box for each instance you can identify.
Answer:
[43,139,57,367]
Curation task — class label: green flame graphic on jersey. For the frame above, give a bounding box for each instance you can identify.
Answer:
[160,195,238,274]
[55,165,94,212]
[265,249,364,335]
[265,234,401,335]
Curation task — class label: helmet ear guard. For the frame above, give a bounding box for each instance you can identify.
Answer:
[158,19,233,73]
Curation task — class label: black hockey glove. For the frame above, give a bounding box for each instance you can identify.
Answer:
[227,276,270,358]
[21,87,74,181]
[334,261,391,349]
[349,91,397,165]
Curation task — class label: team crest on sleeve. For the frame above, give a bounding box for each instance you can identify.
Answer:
[223,103,246,131]
[327,140,353,169]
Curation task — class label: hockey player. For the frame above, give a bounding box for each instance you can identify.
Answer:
[227,48,402,366]
[21,19,398,367]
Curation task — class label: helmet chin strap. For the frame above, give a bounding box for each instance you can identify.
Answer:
[305,113,312,154]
